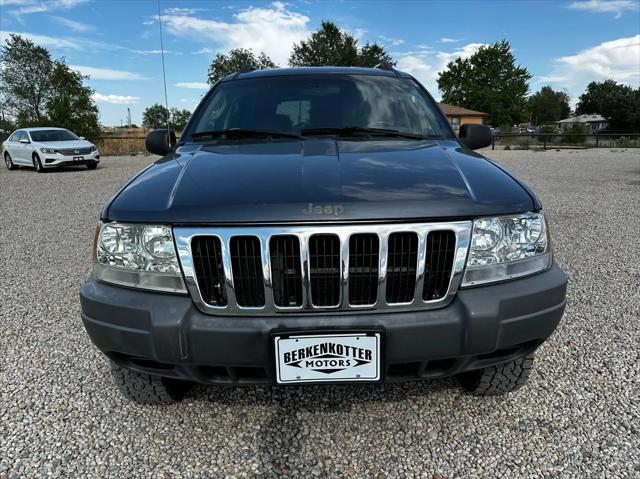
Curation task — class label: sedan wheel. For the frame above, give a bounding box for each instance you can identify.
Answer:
[4,152,17,170]
[33,154,44,173]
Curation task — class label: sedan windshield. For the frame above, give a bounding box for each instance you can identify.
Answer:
[190,74,453,140]
[30,129,78,142]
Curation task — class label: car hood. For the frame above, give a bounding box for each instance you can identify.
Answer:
[105,139,535,224]
[35,140,94,149]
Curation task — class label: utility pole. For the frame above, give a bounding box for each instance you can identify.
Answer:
[127,108,132,130]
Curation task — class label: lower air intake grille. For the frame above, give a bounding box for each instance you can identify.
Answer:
[191,236,227,306]
[385,232,418,304]
[423,230,457,301]
[309,234,340,307]
[270,235,303,307]
[230,236,265,307]
[348,234,379,305]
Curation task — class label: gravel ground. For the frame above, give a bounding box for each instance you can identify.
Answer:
[1,149,639,478]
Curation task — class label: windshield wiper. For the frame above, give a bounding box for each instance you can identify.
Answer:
[191,128,303,140]
[301,126,429,140]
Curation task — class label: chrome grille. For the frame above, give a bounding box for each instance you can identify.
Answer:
[175,221,472,316]
[59,147,92,156]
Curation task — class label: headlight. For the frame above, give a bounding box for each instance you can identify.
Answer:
[41,148,58,154]
[94,222,186,293]
[89,145,98,152]
[462,211,551,287]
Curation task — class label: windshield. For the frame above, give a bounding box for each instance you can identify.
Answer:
[190,74,453,139]
[29,129,78,142]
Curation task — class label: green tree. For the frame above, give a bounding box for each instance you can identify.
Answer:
[169,107,191,132]
[47,62,100,137]
[437,40,532,127]
[0,34,55,122]
[576,80,640,132]
[0,34,100,136]
[207,48,277,85]
[142,103,169,129]
[528,86,571,125]
[289,21,395,67]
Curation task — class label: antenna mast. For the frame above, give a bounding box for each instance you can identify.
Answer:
[157,0,170,134]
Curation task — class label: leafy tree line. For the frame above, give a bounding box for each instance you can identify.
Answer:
[207,21,394,83]
[141,104,192,132]
[0,34,100,137]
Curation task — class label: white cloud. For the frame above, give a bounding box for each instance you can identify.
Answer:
[92,93,140,104]
[193,47,215,55]
[396,42,487,98]
[439,37,461,43]
[538,35,640,102]
[378,35,404,47]
[8,0,89,15]
[49,15,93,32]
[568,0,639,18]
[70,65,148,80]
[175,82,210,90]
[0,29,82,49]
[159,1,310,66]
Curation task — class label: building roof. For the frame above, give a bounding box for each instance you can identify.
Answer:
[557,114,607,124]
[437,102,488,117]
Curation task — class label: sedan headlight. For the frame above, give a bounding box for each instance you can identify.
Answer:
[462,211,551,287]
[41,148,58,154]
[94,222,186,293]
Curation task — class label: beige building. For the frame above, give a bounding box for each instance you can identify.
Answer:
[438,103,488,131]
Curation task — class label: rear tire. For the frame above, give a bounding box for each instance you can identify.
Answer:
[110,361,191,405]
[4,152,17,170]
[32,153,44,173]
[458,354,534,396]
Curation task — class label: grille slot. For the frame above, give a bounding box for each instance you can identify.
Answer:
[191,236,227,306]
[309,234,341,307]
[230,236,265,307]
[385,232,418,304]
[348,234,379,306]
[270,235,303,307]
[423,230,457,301]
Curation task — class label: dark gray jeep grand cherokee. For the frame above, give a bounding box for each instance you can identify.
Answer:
[80,67,567,404]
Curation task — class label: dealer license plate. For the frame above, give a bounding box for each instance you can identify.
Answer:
[274,332,381,384]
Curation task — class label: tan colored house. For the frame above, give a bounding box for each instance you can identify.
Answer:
[438,102,488,131]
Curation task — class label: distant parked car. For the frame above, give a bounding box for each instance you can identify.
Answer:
[2,127,100,172]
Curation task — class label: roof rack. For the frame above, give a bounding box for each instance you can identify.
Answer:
[374,62,400,77]
[232,64,256,79]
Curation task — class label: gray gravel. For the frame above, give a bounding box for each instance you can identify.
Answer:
[1,149,639,478]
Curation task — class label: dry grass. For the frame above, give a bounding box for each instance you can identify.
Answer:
[94,137,147,156]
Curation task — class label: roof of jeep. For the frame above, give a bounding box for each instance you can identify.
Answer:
[221,66,413,82]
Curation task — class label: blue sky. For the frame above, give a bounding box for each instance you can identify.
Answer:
[1,0,639,126]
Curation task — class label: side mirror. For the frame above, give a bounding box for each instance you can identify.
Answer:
[459,124,492,150]
[145,129,176,156]
[79,136,86,140]
[19,138,30,144]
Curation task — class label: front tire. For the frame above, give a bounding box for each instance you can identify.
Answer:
[4,152,17,170]
[86,162,98,170]
[110,362,191,405]
[458,354,534,396]
[32,153,44,173]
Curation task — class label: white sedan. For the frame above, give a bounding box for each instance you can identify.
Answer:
[2,127,100,172]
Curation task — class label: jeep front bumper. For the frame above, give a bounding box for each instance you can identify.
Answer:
[80,263,567,384]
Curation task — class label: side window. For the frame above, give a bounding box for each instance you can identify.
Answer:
[16,131,26,142]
